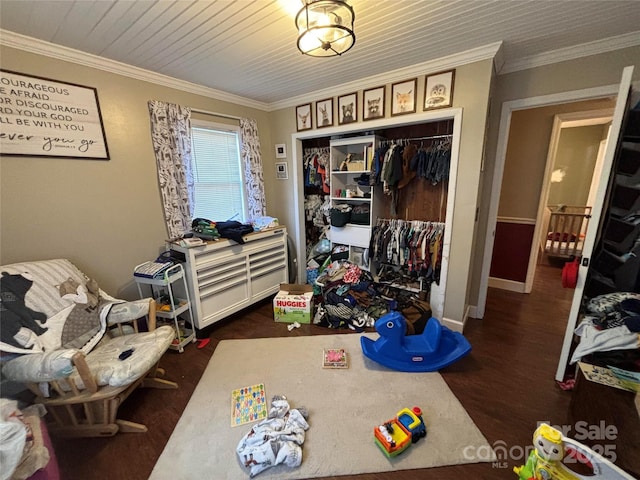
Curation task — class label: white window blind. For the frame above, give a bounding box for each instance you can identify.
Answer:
[191,125,246,222]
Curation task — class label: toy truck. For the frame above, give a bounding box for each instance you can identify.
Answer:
[374,406,427,457]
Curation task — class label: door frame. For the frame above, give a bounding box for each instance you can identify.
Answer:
[526,108,613,292]
[476,84,620,319]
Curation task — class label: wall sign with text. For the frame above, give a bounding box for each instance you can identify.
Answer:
[0,69,109,159]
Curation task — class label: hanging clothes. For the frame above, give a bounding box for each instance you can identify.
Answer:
[370,219,445,288]
[415,137,451,185]
[303,147,331,261]
[303,147,330,192]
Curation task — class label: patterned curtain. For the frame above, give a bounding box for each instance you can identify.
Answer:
[239,118,266,220]
[148,101,194,239]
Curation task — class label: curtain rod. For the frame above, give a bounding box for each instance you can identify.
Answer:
[190,107,242,121]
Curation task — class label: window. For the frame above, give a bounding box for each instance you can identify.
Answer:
[190,121,247,222]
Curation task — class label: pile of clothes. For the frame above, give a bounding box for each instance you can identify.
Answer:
[236,395,309,478]
[570,292,640,369]
[313,260,432,333]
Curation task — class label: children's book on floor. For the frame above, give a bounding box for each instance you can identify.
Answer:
[323,348,348,368]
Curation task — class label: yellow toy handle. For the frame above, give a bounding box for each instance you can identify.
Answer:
[396,408,420,430]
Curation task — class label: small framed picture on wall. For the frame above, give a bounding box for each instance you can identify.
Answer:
[296,103,312,131]
[316,98,334,128]
[391,78,417,116]
[275,143,286,159]
[424,69,455,110]
[275,162,288,180]
[363,85,385,121]
[338,92,357,125]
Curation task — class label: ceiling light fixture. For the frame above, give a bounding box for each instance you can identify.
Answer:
[295,0,355,57]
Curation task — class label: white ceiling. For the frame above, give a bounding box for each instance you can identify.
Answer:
[1,0,639,108]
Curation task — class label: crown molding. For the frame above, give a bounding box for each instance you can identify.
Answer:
[270,42,504,111]
[500,31,640,75]
[0,29,271,111]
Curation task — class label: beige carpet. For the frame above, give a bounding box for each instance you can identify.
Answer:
[150,334,495,480]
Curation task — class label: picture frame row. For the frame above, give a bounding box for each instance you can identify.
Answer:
[296,69,455,132]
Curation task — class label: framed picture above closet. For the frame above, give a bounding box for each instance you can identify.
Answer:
[296,103,312,131]
[363,85,385,121]
[424,69,455,110]
[338,92,357,125]
[316,98,334,128]
[391,78,417,116]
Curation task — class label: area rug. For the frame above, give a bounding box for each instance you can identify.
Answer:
[150,334,495,480]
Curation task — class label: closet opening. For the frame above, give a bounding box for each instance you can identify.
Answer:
[293,111,461,326]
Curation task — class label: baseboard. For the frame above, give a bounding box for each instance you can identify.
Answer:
[442,315,465,333]
[442,304,474,332]
[488,276,527,293]
[467,304,480,319]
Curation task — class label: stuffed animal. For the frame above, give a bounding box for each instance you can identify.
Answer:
[58,277,100,310]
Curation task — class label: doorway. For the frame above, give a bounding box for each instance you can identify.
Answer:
[484,97,617,298]
[534,109,613,272]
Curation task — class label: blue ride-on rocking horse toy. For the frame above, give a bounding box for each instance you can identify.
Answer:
[360,311,471,372]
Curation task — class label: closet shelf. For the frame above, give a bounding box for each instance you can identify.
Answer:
[609,183,640,218]
[331,170,370,175]
[622,110,640,140]
[330,196,371,202]
[603,217,640,254]
[617,144,640,176]
[329,135,380,271]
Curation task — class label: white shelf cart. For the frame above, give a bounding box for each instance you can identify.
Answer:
[134,262,196,353]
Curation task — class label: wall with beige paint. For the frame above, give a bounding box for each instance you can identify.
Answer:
[471,46,640,312]
[5,38,636,325]
[270,59,494,326]
[499,98,615,219]
[548,124,609,207]
[0,43,493,326]
[0,45,279,298]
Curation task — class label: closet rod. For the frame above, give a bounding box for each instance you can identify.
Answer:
[379,134,452,146]
[381,133,452,143]
[377,218,445,225]
[190,107,242,121]
[407,134,452,140]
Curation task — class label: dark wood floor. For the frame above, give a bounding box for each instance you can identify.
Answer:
[52,264,579,479]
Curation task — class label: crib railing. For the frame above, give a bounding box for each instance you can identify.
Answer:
[545,205,592,258]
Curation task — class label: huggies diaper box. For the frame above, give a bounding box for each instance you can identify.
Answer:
[273,283,314,323]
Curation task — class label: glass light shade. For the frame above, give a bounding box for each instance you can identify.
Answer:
[296,0,355,57]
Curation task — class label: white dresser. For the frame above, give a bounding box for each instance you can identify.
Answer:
[169,227,288,330]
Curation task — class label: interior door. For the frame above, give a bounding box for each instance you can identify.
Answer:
[555,65,635,381]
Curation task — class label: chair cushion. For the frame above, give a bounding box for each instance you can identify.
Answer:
[72,326,174,389]
[1,349,77,383]
[106,299,151,325]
